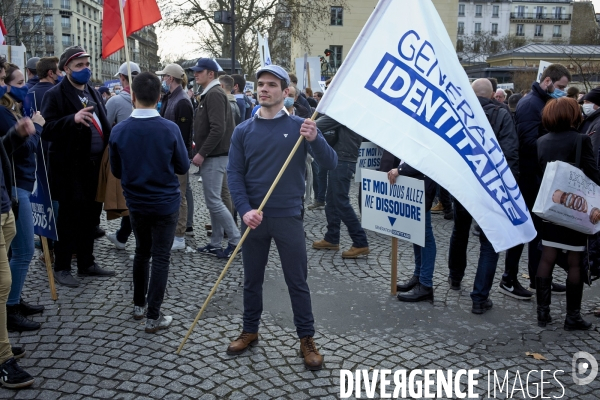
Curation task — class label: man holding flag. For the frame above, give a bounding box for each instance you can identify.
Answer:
[226,65,337,371]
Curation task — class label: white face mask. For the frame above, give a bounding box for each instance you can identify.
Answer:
[583,103,597,116]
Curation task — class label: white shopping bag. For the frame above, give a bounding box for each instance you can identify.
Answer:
[533,160,600,234]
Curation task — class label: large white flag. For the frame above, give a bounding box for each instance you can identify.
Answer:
[257,32,272,68]
[316,0,536,252]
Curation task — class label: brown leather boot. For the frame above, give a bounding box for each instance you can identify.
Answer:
[299,336,323,371]
[226,331,259,355]
[312,240,339,250]
[341,246,370,258]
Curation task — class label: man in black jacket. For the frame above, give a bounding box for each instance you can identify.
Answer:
[447,79,520,314]
[312,115,369,258]
[502,63,571,296]
[41,46,115,288]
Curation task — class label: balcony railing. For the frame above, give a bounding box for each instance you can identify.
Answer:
[534,33,544,37]
[457,29,464,35]
[62,40,73,46]
[510,12,571,20]
[553,33,562,37]
[516,32,525,36]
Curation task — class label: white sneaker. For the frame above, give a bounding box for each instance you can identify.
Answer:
[198,177,202,182]
[145,314,173,333]
[106,232,126,250]
[171,237,185,251]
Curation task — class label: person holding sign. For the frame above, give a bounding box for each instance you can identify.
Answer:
[0,63,46,332]
[0,118,36,389]
[536,97,600,330]
[226,65,337,370]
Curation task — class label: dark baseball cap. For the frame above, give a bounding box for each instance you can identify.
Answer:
[256,65,290,86]
[188,58,220,72]
[59,46,90,71]
[98,86,110,95]
[26,57,40,71]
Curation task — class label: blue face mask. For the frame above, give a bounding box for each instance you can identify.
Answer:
[0,85,6,98]
[9,85,29,102]
[162,81,169,93]
[56,74,64,83]
[70,68,92,85]
[114,90,121,95]
[284,97,294,108]
[549,87,566,99]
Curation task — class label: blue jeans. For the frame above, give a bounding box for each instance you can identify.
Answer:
[130,210,178,320]
[241,216,314,338]
[448,200,499,303]
[324,161,368,247]
[7,188,34,306]
[412,211,436,288]
[314,161,328,203]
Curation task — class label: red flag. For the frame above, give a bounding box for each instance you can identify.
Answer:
[0,17,7,45]
[102,0,162,59]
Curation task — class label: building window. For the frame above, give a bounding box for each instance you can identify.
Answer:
[535,25,543,37]
[491,23,498,36]
[458,4,465,16]
[330,6,343,26]
[516,24,524,36]
[458,22,464,35]
[33,14,42,26]
[554,7,562,19]
[22,16,32,27]
[60,0,70,9]
[43,0,52,6]
[329,45,343,69]
[46,34,54,44]
[492,5,499,18]
[457,39,464,52]
[553,25,562,37]
[61,16,70,28]
[516,6,525,18]
[44,15,53,26]
[474,23,481,35]
[535,6,543,19]
[474,41,481,53]
[62,34,72,46]
[491,41,499,53]
[76,1,80,12]
[475,5,482,17]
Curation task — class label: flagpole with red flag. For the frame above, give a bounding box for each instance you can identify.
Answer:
[0,17,8,45]
[102,0,162,73]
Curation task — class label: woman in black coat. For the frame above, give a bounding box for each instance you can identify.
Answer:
[536,97,600,331]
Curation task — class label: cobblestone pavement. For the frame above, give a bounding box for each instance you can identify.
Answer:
[1,172,600,399]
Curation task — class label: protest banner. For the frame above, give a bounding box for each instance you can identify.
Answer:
[257,32,271,67]
[361,169,425,246]
[30,143,58,300]
[295,57,322,94]
[355,142,383,182]
[537,60,551,83]
[318,81,327,92]
[316,0,536,252]
[244,81,255,93]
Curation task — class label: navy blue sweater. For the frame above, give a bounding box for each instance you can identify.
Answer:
[109,114,189,215]
[0,105,42,192]
[227,114,337,217]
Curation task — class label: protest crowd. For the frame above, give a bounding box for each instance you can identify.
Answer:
[0,44,599,390]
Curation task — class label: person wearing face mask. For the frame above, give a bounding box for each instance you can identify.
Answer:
[40,46,116,288]
[501,63,572,297]
[155,64,194,252]
[578,88,600,164]
[0,63,46,332]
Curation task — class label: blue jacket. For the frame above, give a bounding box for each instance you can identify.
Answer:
[514,82,551,179]
[228,114,337,217]
[109,113,189,215]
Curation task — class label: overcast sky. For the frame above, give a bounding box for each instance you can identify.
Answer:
[155,1,600,64]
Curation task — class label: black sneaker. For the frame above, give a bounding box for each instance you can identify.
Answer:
[472,299,493,314]
[0,357,34,389]
[185,227,194,236]
[197,244,220,256]
[93,226,105,239]
[498,279,533,300]
[11,347,25,360]
[448,276,461,290]
[217,243,238,259]
[551,282,566,295]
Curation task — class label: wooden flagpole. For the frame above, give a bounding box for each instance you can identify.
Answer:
[176,111,320,354]
[118,0,133,89]
[41,237,57,300]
